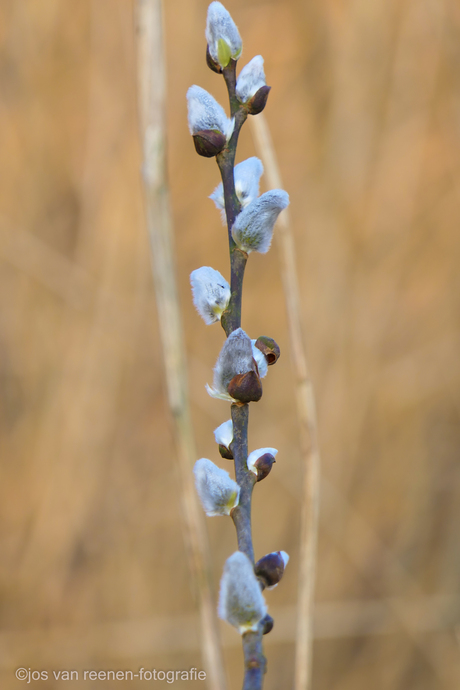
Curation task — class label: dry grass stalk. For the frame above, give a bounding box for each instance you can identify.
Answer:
[249,113,321,690]
[136,2,226,688]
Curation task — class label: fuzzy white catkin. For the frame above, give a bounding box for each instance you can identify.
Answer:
[236,56,266,104]
[214,419,233,448]
[247,448,278,475]
[206,327,255,401]
[231,190,290,254]
[210,157,264,221]
[193,458,240,516]
[206,2,242,67]
[190,267,230,325]
[186,85,234,140]
[218,551,267,633]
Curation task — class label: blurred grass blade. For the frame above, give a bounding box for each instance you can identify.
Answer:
[136,2,227,688]
[250,113,321,690]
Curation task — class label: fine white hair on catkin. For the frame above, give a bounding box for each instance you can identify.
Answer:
[187,85,234,140]
[236,56,266,104]
[218,551,267,633]
[231,190,289,254]
[190,266,230,325]
[193,458,240,516]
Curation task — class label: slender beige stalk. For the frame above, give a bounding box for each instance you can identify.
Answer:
[249,113,321,690]
[136,2,226,688]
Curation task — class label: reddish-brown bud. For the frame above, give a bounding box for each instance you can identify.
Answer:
[255,551,289,589]
[247,85,271,115]
[253,452,276,482]
[227,370,263,403]
[218,443,234,460]
[193,129,227,158]
[254,336,280,366]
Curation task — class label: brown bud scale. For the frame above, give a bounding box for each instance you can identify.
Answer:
[254,452,276,482]
[193,130,227,158]
[254,336,280,365]
[247,85,271,115]
[227,370,263,403]
[218,444,234,460]
[255,551,286,588]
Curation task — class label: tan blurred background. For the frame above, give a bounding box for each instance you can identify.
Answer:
[1,0,460,688]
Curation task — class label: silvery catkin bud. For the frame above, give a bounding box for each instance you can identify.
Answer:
[206,2,242,69]
[218,551,267,634]
[193,458,240,516]
[236,56,271,114]
[210,157,264,222]
[190,266,231,324]
[231,190,290,254]
[247,447,278,481]
[186,86,235,157]
[214,419,234,459]
[206,327,262,402]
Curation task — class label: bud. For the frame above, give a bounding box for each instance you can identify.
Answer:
[227,370,263,404]
[231,190,290,254]
[251,339,268,379]
[206,45,222,74]
[247,447,278,481]
[254,551,289,589]
[193,130,227,158]
[193,458,240,516]
[206,2,242,69]
[206,328,262,402]
[186,86,234,157]
[261,614,274,635]
[210,157,264,221]
[246,85,271,116]
[218,444,233,460]
[214,419,234,459]
[218,551,267,634]
[190,267,231,325]
[236,56,270,114]
[254,336,280,365]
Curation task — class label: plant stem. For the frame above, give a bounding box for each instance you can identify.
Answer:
[217,61,248,337]
[242,630,267,690]
[220,246,247,337]
[230,403,255,562]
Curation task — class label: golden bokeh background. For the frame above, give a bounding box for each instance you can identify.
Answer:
[1,0,459,688]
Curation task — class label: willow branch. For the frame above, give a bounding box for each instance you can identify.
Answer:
[242,629,266,690]
[216,60,266,690]
[218,61,248,338]
[230,403,255,562]
[136,3,227,689]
